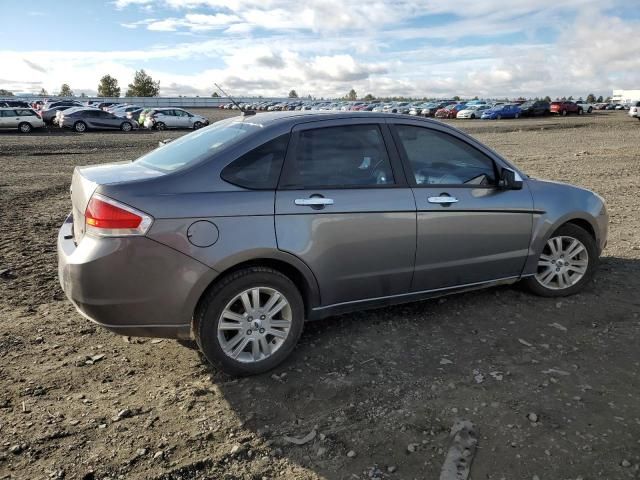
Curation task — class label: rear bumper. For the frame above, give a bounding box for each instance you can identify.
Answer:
[57,213,218,339]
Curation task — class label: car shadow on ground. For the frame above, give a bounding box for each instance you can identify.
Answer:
[196,255,640,478]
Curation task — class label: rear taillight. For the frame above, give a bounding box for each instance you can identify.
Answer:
[84,193,153,237]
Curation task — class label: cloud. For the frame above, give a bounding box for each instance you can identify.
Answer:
[23,59,47,73]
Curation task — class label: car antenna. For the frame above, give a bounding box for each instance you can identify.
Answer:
[214,83,255,116]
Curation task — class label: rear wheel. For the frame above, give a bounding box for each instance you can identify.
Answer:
[18,122,32,133]
[496,114,502,120]
[74,121,87,133]
[523,224,598,297]
[561,110,567,116]
[588,107,593,113]
[155,122,166,131]
[195,267,304,376]
[514,113,520,119]
[578,108,584,115]
[120,122,132,132]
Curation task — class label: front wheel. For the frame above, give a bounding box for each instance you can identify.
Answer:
[514,113,520,119]
[561,110,567,116]
[193,121,203,130]
[523,224,598,297]
[120,122,132,132]
[578,108,584,115]
[496,114,502,120]
[155,122,166,131]
[195,267,304,376]
[588,107,593,113]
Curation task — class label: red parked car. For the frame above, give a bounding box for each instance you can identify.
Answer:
[550,101,584,116]
[434,103,467,119]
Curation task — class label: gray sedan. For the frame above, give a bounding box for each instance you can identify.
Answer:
[59,108,138,132]
[58,112,608,375]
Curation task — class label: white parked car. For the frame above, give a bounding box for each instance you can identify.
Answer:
[628,101,640,120]
[0,107,45,133]
[575,101,595,113]
[456,105,490,119]
[144,108,210,130]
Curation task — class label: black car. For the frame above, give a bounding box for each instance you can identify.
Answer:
[0,100,31,108]
[44,100,82,110]
[519,101,550,116]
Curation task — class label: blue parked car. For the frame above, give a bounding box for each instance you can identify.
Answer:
[481,104,522,120]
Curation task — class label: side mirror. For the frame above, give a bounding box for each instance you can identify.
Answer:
[499,168,523,190]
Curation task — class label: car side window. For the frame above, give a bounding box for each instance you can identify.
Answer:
[15,109,33,116]
[394,125,497,186]
[221,134,289,190]
[282,124,394,188]
[1,110,17,117]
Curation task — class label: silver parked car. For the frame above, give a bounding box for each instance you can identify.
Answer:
[0,107,45,132]
[58,112,608,375]
[143,108,209,130]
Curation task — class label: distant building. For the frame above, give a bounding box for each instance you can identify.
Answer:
[612,89,640,104]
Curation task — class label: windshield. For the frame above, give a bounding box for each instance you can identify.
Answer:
[136,117,263,172]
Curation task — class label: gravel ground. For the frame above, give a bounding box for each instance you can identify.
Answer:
[1,110,639,480]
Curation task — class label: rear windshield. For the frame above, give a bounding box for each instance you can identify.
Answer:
[136,117,263,172]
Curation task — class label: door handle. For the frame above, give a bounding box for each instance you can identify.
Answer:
[428,196,459,204]
[294,198,334,206]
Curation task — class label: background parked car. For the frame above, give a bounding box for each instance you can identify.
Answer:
[456,105,490,119]
[59,108,138,132]
[550,101,583,116]
[143,108,210,130]
[435,103,467,119]
[0,100,31,108]
[481,104,522,119]
[575,101,595,113]
[0,107,45,133]
[628,101,640,120]
[519,100,550,116]
[40,105,75,125]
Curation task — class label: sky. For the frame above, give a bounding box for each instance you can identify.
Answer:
[1,0,639,99]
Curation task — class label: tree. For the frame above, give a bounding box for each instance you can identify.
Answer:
[363,93,375,101]
[452,95,460,101]
[288,89,298,98]
[586,93,596,103]
[0,89,14,96]
[97,75,121,97]
[596,95,603,103]
[347,89,357,101]
[212,92,220,98]
[59,84,73,96]
[567,95,573,101]
[543,96,551,102]
[39,88,48,96]
[125,69,160,97]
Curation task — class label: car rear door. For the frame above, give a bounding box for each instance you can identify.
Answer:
[389,120,533,292]
[275,119,417,308]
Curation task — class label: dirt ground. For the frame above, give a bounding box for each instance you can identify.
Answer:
[1,110,639,480]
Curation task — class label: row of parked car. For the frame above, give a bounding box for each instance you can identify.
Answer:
[0,99,210,133]
[219,98,634,119]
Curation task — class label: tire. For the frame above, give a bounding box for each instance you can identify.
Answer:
[523,223,598,297]
[496,114,502,120]
[18,122,32,133]
[74,121,87,133]
[578,108,584,115]
[561,110,567,116]
[193,121,203,130]
[155,122,166,131]
[195,267,305,376]
[588,107,593,113]
[515,113,520,119]
[120,122,132,132]
[471,114,476,119]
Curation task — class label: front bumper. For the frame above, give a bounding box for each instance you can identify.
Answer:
[57,213,217,339]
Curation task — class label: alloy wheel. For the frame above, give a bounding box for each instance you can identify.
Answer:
[217,287,292,363]
[535,236,589,290]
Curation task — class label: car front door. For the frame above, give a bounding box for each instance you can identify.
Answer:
[389,121,533,292]
[174,110,192,128]
[275,119,417,308]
